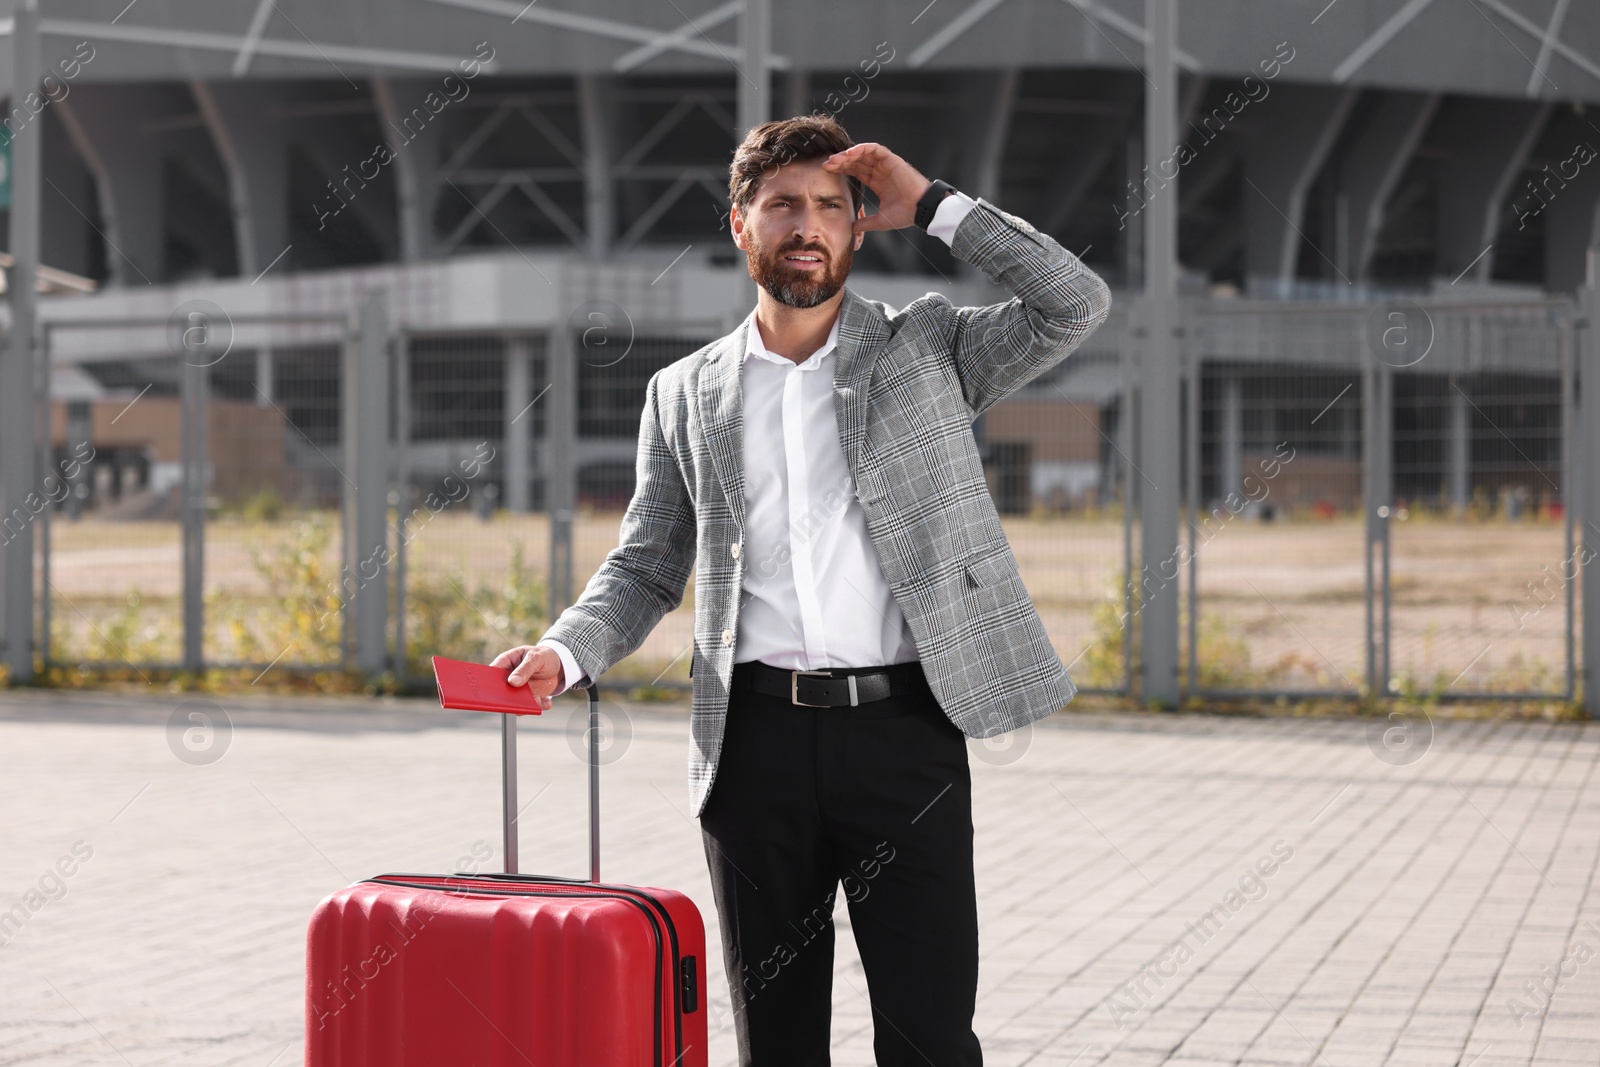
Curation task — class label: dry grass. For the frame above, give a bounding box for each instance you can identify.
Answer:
[36,508,1576,697]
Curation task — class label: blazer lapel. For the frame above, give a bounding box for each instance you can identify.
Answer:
[696,318,750,532]
[697,289,891,532]
[831,285,892,474]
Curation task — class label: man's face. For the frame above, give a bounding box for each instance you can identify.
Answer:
[732,158,865,309]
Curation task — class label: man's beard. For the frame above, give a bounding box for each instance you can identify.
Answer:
[746,233,852,308]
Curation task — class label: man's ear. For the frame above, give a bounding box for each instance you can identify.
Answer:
[730,206,746,250]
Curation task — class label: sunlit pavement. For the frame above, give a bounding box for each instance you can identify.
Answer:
[2,688,1596,1066]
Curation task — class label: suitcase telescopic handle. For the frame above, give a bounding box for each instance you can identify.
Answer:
[501,681,602,882]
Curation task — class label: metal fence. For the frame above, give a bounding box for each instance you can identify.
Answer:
[37,309,354,676]
[391,319,725,690]
[988,306,1135,696]
[1176,297,1577,703]
[18,288,1592,710]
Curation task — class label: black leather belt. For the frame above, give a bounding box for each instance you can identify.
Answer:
[732,659,932,707]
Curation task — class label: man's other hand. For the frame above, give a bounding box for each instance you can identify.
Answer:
[821,142,932,234]
[490,645,562,710]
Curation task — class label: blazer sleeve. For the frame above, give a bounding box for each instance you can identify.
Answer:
[536,369,696,687]
[941,195,1113,419]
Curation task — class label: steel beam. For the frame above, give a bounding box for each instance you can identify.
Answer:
[1,1,41,682]
[1430,99,1551,284]
[1338,92,1439,282]
[1332,0,1442,83]
[420,0,789,70]
[190,80,293,277]
[546,322,576,620]
[1546,151,1600,294]
[1120,132,1143,288]
[1139,0,1180,708]
[1364,344,1394,698]
[1039,143,1113,238]
[1447,375,1470,512]
[1239,85,1358,296]
[42,16,496,75]
[49,84,169,285]
[738,0,771,136]
[180,347,207,671]
[577,74,617,257]
[962,69,1020,204]
[1584,260,1600,716]
[613,0,742,73]
[504,334,535,513]
[1218,373,1241,506]
[372,78,441,263]
[299,136,401,260]
[1527,0,1574,95]
[783,68,809,119]
[344,290,392,676]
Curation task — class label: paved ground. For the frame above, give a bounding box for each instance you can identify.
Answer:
[1,688,1596,1067]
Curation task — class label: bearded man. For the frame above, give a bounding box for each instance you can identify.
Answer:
[493,113,1112,1066]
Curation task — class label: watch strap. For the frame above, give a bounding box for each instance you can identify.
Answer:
[914,178,957,232]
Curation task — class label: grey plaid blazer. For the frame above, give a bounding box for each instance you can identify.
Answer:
[540,195,1112,817]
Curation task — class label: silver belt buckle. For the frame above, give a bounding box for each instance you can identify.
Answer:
[791,669,834,707]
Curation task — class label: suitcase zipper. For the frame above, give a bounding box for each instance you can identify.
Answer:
[368,876,681,1067]
[472,877,693,1064]
[469,875,692,1025]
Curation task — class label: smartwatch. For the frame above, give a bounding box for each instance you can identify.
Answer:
[914,179,957,232]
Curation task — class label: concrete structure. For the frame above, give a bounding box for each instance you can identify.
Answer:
[0,0,1590,294]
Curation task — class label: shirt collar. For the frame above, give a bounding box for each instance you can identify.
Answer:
[743,303,842,370]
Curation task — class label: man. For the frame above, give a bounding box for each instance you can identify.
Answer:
[492,114,1111,1065]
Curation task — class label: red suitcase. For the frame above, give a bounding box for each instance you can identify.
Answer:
[305,677,709,1066]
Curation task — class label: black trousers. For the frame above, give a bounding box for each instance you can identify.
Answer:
[699,660,983,1067]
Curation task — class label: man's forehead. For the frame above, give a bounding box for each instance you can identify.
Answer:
[757,163,851,201]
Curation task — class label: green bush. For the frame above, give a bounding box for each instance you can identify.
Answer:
[402,538,547,679]
[218,512,344,665]
[1076,569,1262,695]
[50,587,178,666]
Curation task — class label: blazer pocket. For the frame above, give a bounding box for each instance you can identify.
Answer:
[963,544,1016,588]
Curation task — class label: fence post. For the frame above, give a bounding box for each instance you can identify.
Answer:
[547,323,576,621]
[1183,327,1200,697]
[394,331,411,687]
[1582,272,1600,716]
[1363,341,1393,700]
[0,1,41,683]
[1121,336,1137,698]
[1138,0,1181,708]
[505,335,535,514]
[179,352,208,672]
[38,329,51,670]
[345,289,392,676]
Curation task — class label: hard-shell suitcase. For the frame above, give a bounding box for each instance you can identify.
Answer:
[305,678,709,1066]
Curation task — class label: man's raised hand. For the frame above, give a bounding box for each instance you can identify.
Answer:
[490,644,562,710]
[821,143,933,234]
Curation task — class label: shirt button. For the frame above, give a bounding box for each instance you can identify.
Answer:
[721,629,735,646]
[730,542,741,559]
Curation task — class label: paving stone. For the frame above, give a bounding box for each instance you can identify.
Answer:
[1,693,1596,1065]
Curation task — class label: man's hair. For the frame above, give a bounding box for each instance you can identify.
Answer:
[728,114,865,220]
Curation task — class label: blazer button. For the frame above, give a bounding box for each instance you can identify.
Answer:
[721,629,735,646]
[730,542,741,559]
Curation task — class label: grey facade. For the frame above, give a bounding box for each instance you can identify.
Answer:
[1,0,1595,294]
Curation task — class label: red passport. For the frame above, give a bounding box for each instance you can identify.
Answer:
[431,655,545,715]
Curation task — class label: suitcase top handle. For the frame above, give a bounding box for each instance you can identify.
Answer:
[430,656,604,882]
[497,682,603,881]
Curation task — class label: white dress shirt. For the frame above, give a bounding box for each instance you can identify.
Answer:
[541,189,978,693]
